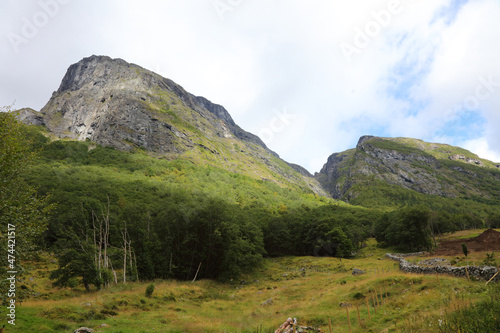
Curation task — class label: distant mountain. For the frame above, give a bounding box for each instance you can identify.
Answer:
[17,55,326,195]
[316,135,500,207]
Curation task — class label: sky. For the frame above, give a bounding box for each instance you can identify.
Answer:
[1,0,499,173]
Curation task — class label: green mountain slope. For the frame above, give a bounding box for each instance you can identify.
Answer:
[17,55,326,196]
[20,129,375,280]
[316,136,500,211]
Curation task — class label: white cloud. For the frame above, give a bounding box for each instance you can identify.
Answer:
[462,137,500,163]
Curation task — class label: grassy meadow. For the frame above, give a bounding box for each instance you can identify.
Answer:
[9,233,500,333]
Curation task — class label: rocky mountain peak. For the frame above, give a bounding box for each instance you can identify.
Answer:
[316,136,500,202]
[16,55,326,195]
[356,135,375,148]
[32,55,268,152]
[56,55,130,93]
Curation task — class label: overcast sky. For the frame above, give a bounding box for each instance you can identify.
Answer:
[1,0,499,172]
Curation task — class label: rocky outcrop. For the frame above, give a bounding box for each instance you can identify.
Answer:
[14,108,44,126]
[17,55,328,195]
[37,55,255,154]
[316,135,500,202]
[449,154,483,167]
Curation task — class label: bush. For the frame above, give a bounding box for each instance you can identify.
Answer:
[483,252,496,267]
[352,292,365,300]
[145,284,155,298]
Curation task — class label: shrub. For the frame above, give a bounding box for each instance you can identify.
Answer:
[145,283,155,298]
[483,252,496,267]
[352,292,365,300]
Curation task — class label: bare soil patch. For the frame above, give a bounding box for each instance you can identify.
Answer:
[434,229,500,256]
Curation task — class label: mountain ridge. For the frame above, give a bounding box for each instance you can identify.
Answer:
[316,135,500,206]
[16,55,325,194]
[15,55,500,204]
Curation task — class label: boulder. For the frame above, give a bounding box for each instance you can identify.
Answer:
[352,268,366,276]
[74,328,94,333]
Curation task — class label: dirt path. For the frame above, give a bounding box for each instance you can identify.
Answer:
[433,229,500,256]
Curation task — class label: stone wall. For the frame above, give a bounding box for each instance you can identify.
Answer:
[386,253,499,282]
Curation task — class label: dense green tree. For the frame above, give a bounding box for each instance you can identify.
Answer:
[17,123,500,287]
[486,214,500,228]
[374,206,432,251]
[462,243,469,258]
[0,109,52,264]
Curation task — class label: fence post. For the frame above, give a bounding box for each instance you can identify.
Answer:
[366,297,371,320]
[346,307,352,333]
[356,304,362,327]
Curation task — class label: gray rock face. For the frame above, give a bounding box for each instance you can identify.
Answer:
[39,55,243,154]
[15,108,45,126]
[26,55,282,157]
[21,55,276,156]
[315,135,500,201]
[449,154,483,166]
[17,55,328,195]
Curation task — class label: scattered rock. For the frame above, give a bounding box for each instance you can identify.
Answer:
[449,154,484,167]
[418,258,449,266]
[274,317,321,332]
[339,302,352,308]
[352,268,366,276]
[74,328,94,333]
[261,298,273,306]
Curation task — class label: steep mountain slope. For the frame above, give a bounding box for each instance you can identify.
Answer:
[316,136,500,206]
[18,55,325,195]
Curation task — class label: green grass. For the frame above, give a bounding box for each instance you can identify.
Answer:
[9,235,499,333]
